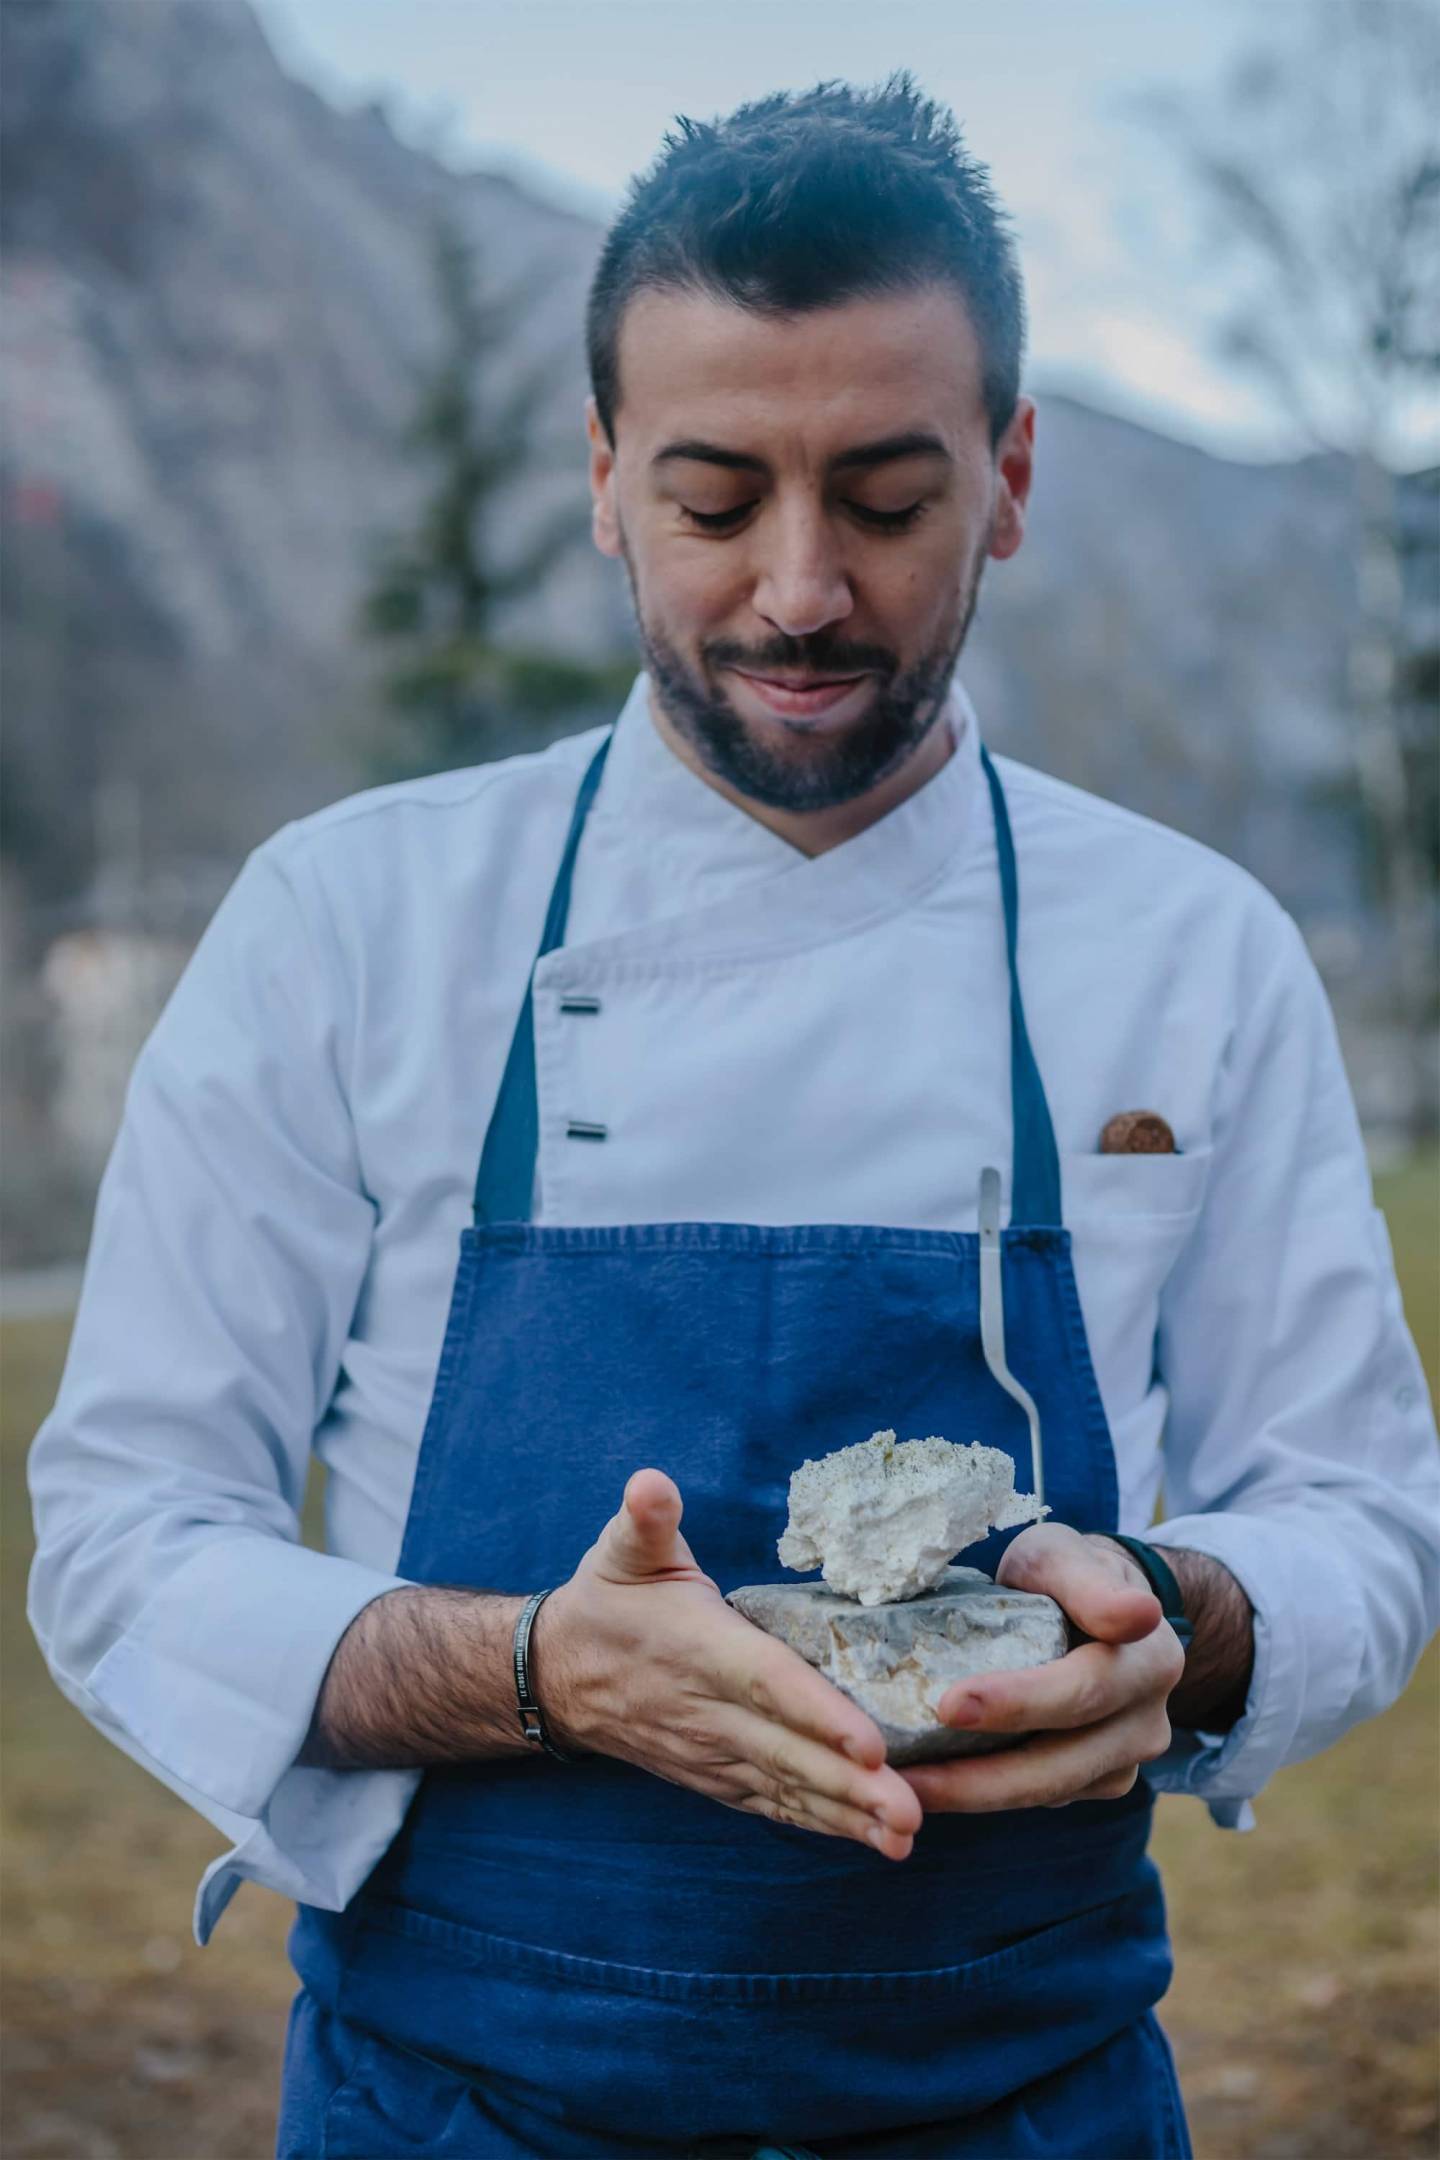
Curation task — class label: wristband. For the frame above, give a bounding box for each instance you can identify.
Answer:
[513,1589,585,1761]
[1106,1535,1195,1651]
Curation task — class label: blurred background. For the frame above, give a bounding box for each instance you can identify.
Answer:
[1,1,1435,2154]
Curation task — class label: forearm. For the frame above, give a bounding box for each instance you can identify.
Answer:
[1151,1544,1254,1733]
[296,1584,575,1771]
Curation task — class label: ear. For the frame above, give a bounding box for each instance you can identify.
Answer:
[586,396,623,560]
[988,396,1035,563]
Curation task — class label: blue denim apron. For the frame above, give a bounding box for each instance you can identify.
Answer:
[277,732,1191,2159]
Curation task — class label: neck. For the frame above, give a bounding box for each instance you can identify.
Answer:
[647,691,958,859]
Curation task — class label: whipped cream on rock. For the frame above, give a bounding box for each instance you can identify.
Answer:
[776,1430,1049,1606]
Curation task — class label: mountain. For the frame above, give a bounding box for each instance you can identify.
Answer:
[3,0,1393,938]
[3,0,1388,937]
[1,0,628,927]
[4,0,1433,1261]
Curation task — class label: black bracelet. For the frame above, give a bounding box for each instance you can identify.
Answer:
[1107,1535,1195,1651]
[513,1589,585,1762]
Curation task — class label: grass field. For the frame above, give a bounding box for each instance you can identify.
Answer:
[2,1156,1436,2158]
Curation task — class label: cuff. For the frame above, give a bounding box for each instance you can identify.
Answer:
[193,1761,422,1945]
[86,1534,411,1819]
[1147,1725,1256,1830]
[1141,1507,1368,1813]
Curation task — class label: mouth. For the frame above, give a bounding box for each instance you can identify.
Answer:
[728,669,873,722]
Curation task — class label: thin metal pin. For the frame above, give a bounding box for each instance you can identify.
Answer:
[978,1166,1045,1512]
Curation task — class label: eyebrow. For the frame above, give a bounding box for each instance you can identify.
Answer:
[650,429,953,475]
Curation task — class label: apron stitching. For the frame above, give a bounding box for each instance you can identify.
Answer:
[1052,1239,1121,1532]
[349,1887,1152,2000]
[458,1227,1065,1257]
[1136,2010,1191,2160]
[398,1246,482,1569]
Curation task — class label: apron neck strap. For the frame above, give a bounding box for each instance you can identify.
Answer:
[980,744,1062,1229]
[474,729,1062,1228]
[472,734,613,1226]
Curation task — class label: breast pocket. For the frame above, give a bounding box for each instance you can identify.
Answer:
[1060,1146,1214,1239]
[1059,1148,1215,1452]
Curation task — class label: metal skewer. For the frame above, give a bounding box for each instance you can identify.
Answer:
[978,1166,1045,1512]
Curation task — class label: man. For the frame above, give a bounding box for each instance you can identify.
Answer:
[28,73,1437,2160]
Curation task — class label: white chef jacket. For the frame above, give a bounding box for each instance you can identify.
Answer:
[27,672,1439,1949]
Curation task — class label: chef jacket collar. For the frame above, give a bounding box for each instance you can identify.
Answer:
[543,668,988,977]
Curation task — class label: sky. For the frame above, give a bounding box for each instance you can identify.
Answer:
[252,0,1312,464]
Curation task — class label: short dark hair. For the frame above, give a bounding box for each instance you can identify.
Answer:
[586,71,1026,452]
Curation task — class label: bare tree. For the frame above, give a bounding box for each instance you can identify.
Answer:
[1137,0,1440,1143]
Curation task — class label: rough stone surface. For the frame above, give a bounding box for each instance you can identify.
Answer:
[726,1567,1070,1765]
[775,1430,1048,1605]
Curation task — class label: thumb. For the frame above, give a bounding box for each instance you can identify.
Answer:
[998,1525,1162,1645]
[598,1468,700,1583]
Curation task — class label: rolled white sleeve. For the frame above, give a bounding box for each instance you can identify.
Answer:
[1145,902,1439,1821]
[25,836,417,1943]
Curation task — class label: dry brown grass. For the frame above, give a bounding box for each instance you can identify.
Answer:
[3,1152,1436,2158]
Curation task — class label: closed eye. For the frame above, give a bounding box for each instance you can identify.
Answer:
[679,502,930,533]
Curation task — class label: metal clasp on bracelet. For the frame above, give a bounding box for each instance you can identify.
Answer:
[513,1587,582,1761]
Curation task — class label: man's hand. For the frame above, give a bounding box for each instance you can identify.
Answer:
[896,1525,1185,1815]
[541,1469,923,1860]
[301,1468,920,1858]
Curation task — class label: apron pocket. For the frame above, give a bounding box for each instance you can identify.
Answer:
[335,1881,1175,2145]
[322,2023,643,2160]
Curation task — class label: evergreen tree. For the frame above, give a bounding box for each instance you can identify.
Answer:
[361,210,630,780]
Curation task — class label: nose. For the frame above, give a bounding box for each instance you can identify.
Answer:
[750,503,855,640]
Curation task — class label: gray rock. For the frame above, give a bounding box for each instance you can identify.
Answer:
[726,1566,1070,1765]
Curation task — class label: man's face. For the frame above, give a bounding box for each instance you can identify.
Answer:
[587,281,1034,812]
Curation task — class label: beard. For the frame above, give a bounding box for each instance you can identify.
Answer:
[619,536,990,814]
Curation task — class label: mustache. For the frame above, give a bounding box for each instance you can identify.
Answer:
[706,643,896,678]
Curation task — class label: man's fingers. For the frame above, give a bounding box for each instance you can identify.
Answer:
[719,1704,922,1849]
[595,1468,710,1585]
[899,1704,1169,1814]
[734,1786,915,1860]
[617,1467,683,1550]
[1043,1765,1140,1807]
[937,1633,1180,1736]
[717,1616,889,1772]
[999,1524,1163,1645]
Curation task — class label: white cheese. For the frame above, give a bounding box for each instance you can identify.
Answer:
[776,1429,1048,1606]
